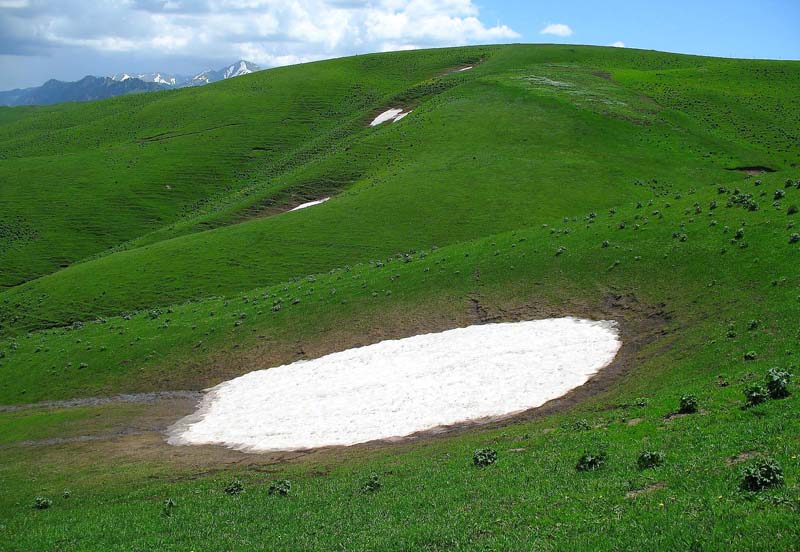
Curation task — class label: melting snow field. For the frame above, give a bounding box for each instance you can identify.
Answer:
[167,317,621,452]
[289,197,330,211]
[370,108,411,126]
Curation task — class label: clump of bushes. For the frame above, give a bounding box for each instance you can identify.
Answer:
[361,473,382,493]
[744,351,758,361]
[739,458,784,492]
[744,383,769,407]
[33,497,52,510]
[788,205,798,215]
[473,448,498,467]
[790,233,800,244]
[224,479,244,495]
[268,480,291,496]
[576,450,607,471]
[765,368,792,399]
[637,450,665,470]
[679,394,699,414]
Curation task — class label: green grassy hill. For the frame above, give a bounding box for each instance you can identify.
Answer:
[1,44,798,550]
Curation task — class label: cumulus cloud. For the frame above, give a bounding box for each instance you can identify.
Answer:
[540,23,573,37]
[610,41,625,48]
[0,0,519,87]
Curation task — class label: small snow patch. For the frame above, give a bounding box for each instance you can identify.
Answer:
[290,197,330,211]
[370,108,411,126]
[168,318,621,452]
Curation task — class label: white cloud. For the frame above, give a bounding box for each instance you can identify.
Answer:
[3,0,519,71]
[610,41,625,48]
[540,23,573,37]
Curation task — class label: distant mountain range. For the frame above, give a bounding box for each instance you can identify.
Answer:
[110,60,260,88]
[0,61,261,107]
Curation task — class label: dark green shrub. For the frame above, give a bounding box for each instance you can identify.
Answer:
[790,233,800,244]
[747,319,760,331]
[744,384,769,407]
[572,419,591,431]
[788,205,798,215]
[576,450,607,471]
[268,480,291,496]
[473,448,498,467]
[765,368,792,399]
[739,458,784,492]
[361,473,382,493]
[774,189,786,200]
[224,479,244,495]
[637,450,665,470]
[33,497,52,510]
[744,351,758,361]
[679,394,698,414]
[161,498,175,517]
[62,490,71,499]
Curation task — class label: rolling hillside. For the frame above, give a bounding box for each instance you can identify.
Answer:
[0,45,798,550]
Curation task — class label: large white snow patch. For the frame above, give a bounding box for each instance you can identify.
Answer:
[168,317,621,452]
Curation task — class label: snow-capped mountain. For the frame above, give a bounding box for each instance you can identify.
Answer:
[110,61,261,88]
[190,61,261,86]
[111,72,183,86]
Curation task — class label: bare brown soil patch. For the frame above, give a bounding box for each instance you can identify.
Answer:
[726,451,759,466]
[726,166,776,176]
[625,482,666,499]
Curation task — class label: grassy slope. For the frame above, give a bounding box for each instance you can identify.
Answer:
[0,47,482,290]
[2,45,794,336]
[1,45,799,550]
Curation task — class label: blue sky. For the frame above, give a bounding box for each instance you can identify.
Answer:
[481,0,800,60]
[0,0,798,90]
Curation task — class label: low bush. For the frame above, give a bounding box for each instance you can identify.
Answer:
[790,233,800,244]
[161,498,175,517]
[473,448,498,467]
[740,458,784,492]
[33,497,52,510]
[361,473,382,493]
[637,450,665,470]
[744,351,758,361]
[268,480,291,496]
[744,384,769,407]
[572,419,591,431]
[765,368,792,399]
[576,450,607,472]
[679,394,699,414]
[788,205,798,215]
[224,479,244,495]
